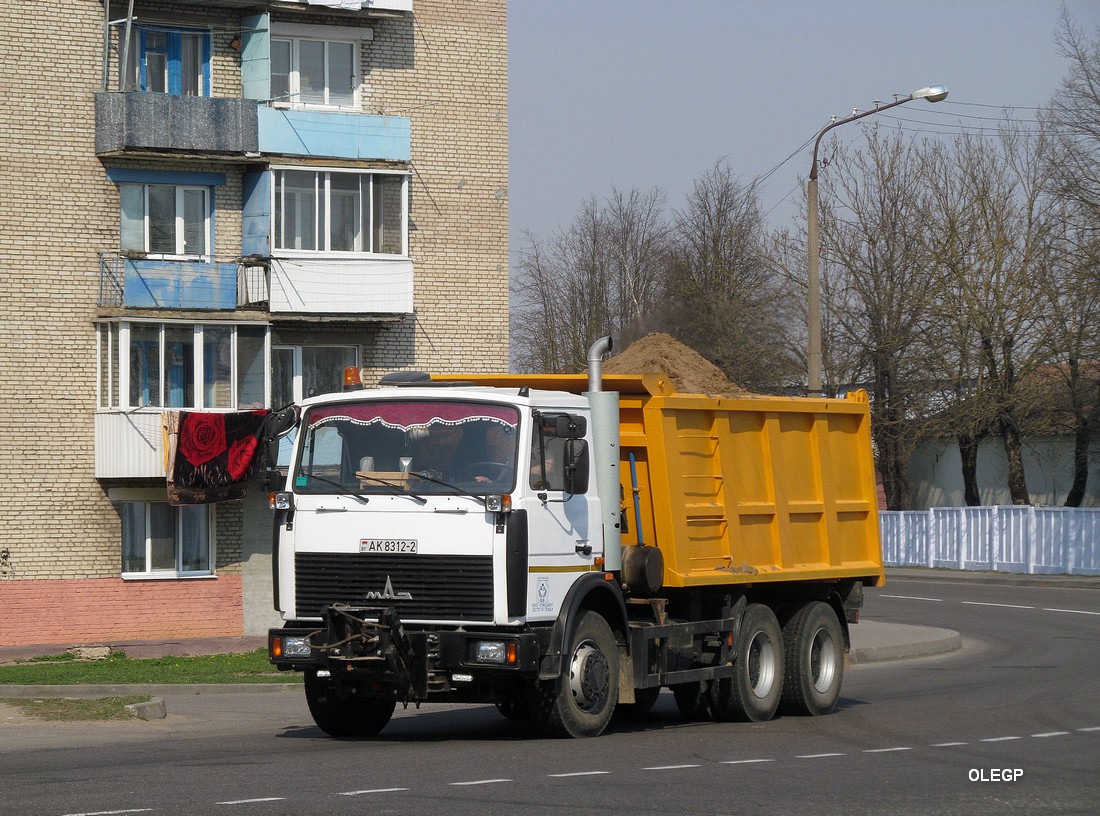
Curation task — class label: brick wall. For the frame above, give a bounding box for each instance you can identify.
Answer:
[0,0,508,643]
[0,575,244,647]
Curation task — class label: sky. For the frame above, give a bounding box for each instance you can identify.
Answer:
[507,0,1100,258]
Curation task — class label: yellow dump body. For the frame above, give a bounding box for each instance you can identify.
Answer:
[433,372,885,590]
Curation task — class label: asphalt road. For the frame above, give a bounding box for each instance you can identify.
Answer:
[2,576,1098,816]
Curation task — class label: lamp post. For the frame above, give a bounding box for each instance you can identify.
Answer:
[806,86,948,397]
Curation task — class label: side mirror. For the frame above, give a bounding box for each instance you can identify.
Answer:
[260,406,299,468]
[539,412,587,439]
[563,438,590,494]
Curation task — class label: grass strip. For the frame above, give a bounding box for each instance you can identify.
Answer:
[0,696,153,721]
[0,649,300,686]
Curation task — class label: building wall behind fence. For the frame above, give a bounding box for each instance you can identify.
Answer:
[880,507,1100,576]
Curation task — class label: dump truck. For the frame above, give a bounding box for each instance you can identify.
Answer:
[267,337,884,738]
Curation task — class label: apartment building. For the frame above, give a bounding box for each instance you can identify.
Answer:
[0,0,508,647]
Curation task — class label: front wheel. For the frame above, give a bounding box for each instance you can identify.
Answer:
[533,610,619,738]
[304,670,396,737]
[779,601,845,716]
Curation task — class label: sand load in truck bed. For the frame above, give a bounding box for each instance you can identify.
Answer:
[432,333,884,589]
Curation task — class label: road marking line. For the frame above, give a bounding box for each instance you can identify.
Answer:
[216,799,285,805]
[63,811,153,816]
[1031,732,1070,738]
[961,601,1034,609]
[1043,608,1100,616]
[721,759,775,765]
[1078,726,1100,732]
[931,742,967,747]
[450,779,512,786]
[796,753,845,759]
[548,771,610,778]
[863,747,912,753]
[644,764,701,770]
[880,594,943,602]
[338,788,409,795]
[980,736,1021,742]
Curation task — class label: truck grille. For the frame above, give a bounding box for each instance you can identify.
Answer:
[295,553,494,621]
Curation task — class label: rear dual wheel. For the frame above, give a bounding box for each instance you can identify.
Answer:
[780,600,845,716]
[672,604,784,723]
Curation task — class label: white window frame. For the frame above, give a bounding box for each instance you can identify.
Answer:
[115,320,271,411]
[120,183,211,261]
[115,493,216,580]
[270,167,409,257]
[270,24,363,110]
[272,344,359,405]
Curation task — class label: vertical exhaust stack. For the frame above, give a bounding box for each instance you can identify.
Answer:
[587,336,613,393]
[585,337,621,572]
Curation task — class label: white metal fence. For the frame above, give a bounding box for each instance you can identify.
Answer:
[880,506,1100,576]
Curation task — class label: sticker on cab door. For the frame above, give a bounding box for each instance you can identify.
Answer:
[532,576,554,613]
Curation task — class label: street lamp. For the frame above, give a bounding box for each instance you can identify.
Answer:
[805,86,948,397]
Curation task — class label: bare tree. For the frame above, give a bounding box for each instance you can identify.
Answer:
[1042,12,1100,505]
[662,160,800,391]
[923,127,1057,505]
[511,189,668,373]
[816,128,937,509]
[1047,9,1100,217]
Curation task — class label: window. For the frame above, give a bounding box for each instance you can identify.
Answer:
[295,401,520,494]
[271,36,357,108]
[103,321,268,410]
[272,345,357,406]
[273,169,407,255]
[271,345,357,466]
[121,501,212,577]
[124,26,210,96]
[120,183,210,259]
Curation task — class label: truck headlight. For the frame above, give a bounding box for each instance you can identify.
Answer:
[475,640,518,665]
[282,636,312,658]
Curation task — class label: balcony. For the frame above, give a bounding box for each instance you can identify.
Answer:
[95,93,410,164]
[95,411,166,479]
[99,252,238,310]
[95,93,259,157]
[267,256,413,314]
[164,0,411,13]
[257,107,410,162]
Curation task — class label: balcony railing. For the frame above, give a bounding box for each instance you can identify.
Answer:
[98,252,238,310]
[95,93,259,156]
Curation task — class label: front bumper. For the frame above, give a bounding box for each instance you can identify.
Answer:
[269,606,545,700]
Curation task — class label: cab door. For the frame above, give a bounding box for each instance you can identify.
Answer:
[521,412,601,622]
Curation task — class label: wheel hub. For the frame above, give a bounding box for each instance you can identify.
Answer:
[569,641,609,711]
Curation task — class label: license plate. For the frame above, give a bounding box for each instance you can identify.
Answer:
[360,539,418,554]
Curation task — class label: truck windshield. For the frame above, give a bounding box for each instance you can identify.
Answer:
[294,400,520,496]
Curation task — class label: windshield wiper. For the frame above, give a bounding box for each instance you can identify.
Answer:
[408,472,491,508]
[294,472,372,504]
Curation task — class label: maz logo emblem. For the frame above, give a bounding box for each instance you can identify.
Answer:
[366,575,412,600]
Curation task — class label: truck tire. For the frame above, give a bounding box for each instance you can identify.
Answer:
[304,670,396,737]
[616,685,662,718]
[533,610,619,738]
[671,681,712,721]
[711,603,784,722]
[779,601,844,716]
[494,699,532,720]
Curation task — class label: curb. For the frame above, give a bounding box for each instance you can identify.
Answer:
[849,623,962,664]
[126,697,166,720]
[885,567,1100,590]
